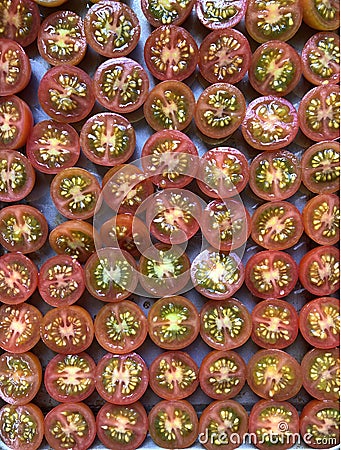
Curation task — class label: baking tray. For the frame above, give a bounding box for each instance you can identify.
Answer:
[0,0,338,449]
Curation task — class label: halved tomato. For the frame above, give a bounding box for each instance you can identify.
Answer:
[141,0,195,27]
[0,95,33,150]
[196,0,247,29]
[299,245,340,296]
[34,0,68,5]
[199,350,246,400]
[247,349,302,401]
[26,120,80,174]
[251,299,299,349]
[0,38,31,95]
[148,295,199,350]
[299,296,340,349]
[245,250,298,299]
[301,0,340,30]
[94,300,148,354]
[0,150,35,202]
[95,352,149,404]
[200,298,252,350]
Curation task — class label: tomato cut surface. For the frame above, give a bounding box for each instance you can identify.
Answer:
[196,0,247,29]
[0,150,35,202]
[251,299,298,349]
[95,301,148,354]
[38,65,95,123]
[149,351,199,400]
[40,305,94,354]
[301,0,340,30]
[0,38,31,95]
[0,95,32,150]
[95,352,149,405]
[0,205,48,254]
[80,112,136,167]
[200,298,252,350]
[247,349,302,401]
[194,83,246,139]
[245,250,298,299]
[199,350,246,400]
[37,11,86,66]
[242,96,298,151]
[44,353,96,403]
[96,401,148,450]
[299,245,340,296]
[141,0,195,27]
[299,296,340,349]
[0,351,41,405]
[148,296,199,350]
[94,57,149,114]
[298,84,340,142]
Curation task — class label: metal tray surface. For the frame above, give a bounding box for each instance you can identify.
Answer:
[0,0,338,449]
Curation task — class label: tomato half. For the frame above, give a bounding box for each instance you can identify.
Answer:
[96,401,148,450]
[198,28,251,85]
[34,0,67,5]
[242,96,298,151]
[95,300,148,354]
[0,38,31,95]
[196,0,247,29]
[301,140,340,194]
[37,11,86,66]
[0,0,40,47]
[0,205,48,254]
[84,1,140,58]
[49,219,97,263]
[143,80,195,131]
[301,347,340,401]
[299,245,340,296]
[144,25,198,81]
[0,351,41,405]
[40,305,94,354]
[38,255,85,307]
[197,147,249,199]
[201,199,251,251]
[249,40,302,97]
[251,299,299,349]
[148,295,199,350]
[191,250,245,300]
[44,353,96,403]
[300,400,340,449]
[141,129,198,189]
[249,400,299,450]
[0,403,44,450]
[199,399,248,450]
[85,248,138,302]
[247,349,302,401]
[148,400,198,449]
[149,351,199,400]
[302,32,340,86]
[302,194,340,246]
[141,0,194,27]
[199,350,246,400]
[50,167,101,220]
[80,112,136,167]
[0,150,35,202]
[139,243,190,297]
[95,352,149,404]
[301,0,340,30]
[38,65,95,123]
[245,250,298,299]
[195,83,246,139]
[200,298,252,350]
[299,296,340,349]
[0,303,41,353]
[0,95,32,150]
[245,0,302,43]
[298,84,340,142]
[94,57,149,114]
[26,120,80,174]
[44,402,96,450]
[251,201,304,250]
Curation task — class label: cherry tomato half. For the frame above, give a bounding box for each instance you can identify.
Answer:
[0,95,33,150]
[0,150,35,202]
[0,38,31,95]
[141,0,195,27]
[301,0,340,30]
[196,0,247,29]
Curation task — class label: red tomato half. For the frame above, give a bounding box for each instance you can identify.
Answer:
[0,150,35,202]
[141,0,195,27]
[301,0,340,31]
[0,38,31,95]
[0,95,33,150]
[196,0,247,29]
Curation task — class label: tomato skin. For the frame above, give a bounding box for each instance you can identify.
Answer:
[301,0,340,30]
[298,245,340,296]
[251,299,299,349]
[299,297,339,349]
[0,39,31,95]
[141,0,195,27]
[0,402,44,450]
[96,401,148,450]
[44,402,96,450]
[0,150,35,202]
[0,95,33,150]
[34,0,68,5]
[196,0,247,29]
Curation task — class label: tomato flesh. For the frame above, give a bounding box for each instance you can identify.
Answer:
[196,0,247,29]
[0,95,32,150]
[0,150,35,202]
[301,0,340,30]
[0,38,31,95]
[141,0,195,27]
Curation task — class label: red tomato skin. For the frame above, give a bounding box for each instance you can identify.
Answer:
[0,150,35,202]
[0,95,33,150]
[0,39,31,95]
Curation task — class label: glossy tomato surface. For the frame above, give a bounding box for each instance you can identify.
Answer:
[0,95,33,150]
[301,0,340,30]
[197,0,246,29]
[0,38,31,95]
[0,150,35,202]
[141,0,195,27]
